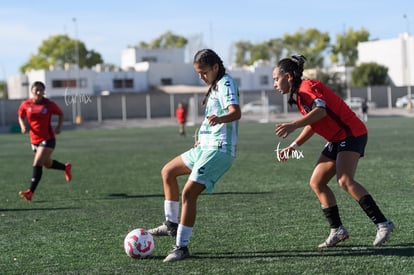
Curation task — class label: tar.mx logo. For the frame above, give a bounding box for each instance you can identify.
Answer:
[64,88,92,106]
[275,142,304,162]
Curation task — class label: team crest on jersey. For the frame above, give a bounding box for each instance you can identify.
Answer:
[41,107,48,114]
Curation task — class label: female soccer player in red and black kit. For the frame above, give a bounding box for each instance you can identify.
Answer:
[273,55,394,248]
[17,81,72,202]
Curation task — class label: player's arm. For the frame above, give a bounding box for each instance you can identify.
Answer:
[207,104,241,126]
[18,115,28,134]
[55,113,64,134]
[275,107,326,138]
[293,125,314,147]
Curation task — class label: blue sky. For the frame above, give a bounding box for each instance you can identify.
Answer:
[0,0,412,79]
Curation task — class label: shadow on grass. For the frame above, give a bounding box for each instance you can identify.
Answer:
[193,244,414,259]
[107,191,273,199]
[108,193,164,199]
[0,207,81,212]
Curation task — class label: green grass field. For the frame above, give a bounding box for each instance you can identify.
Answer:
[1,117,413,274]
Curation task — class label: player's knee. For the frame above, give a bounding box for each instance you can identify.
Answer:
[161,165,171,180]
[337,176,353,191]
[309,178,321,192]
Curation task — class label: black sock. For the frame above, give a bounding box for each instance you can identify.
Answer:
[358,194,387,224]
[50,160,66,170]
[322,205,343,229]
[29,166,43,193]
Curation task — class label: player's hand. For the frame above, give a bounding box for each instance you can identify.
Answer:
[278,146,295,162]
[55,127,61,134]
[275,122,296,138]
[207,115,221,126]
[194,141,200,148]
[21,127,28,134]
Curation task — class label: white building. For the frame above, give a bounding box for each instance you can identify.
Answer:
[7,66,148,99]
[358,33,414,86]
[121,47,186,69]
[229,60,274,91]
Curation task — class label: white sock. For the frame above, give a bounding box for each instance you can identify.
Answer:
[176,224,193,247]
[164,200,179,224]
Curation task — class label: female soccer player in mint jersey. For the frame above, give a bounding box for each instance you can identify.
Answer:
[273,55,394,248]
[149,49,241,262]
[18,81,72,202]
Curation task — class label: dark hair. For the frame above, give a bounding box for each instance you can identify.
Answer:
[31,81,46,90]
[193,49,226,106]
[277,55,306,106]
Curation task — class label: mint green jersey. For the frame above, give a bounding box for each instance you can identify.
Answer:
[198,74,240,156]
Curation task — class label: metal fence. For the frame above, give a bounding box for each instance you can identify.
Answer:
[1,85,412,132]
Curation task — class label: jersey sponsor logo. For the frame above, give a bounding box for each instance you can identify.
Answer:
[224,80,231,87]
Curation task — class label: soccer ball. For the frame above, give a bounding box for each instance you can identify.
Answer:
[124,228,155,258]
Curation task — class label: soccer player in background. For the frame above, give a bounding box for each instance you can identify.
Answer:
[17,81,72,202]
[176,101,187,136]
[273,55,394,248]
[148,49,241,262]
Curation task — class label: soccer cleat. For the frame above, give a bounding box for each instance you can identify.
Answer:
[318,225,350,248]
[19,189,33,202]
[148,221,178,237]
[373,220,395,247]
[64,163,72,182]
[163,246,190,262]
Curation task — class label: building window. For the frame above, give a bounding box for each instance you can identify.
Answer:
[142,56,157,62]
[125,79,133,88]
[113,79,123,89]
[259,75,269,85]
[161,78,173,85]
[51,78,87,88]
[52,79,77,88]
[113,79,134,89]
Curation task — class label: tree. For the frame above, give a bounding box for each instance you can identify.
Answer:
[283,28,330,68]
[234,41,252,66]
[233,29,329,67]
[351,62,388,87]
[0,81,7,99]
[249,43,270,65]
[315,70,345,97]
[20,34,103,73]
[266,38,284,65]
[139,31,188,49]
[330,28,370,66]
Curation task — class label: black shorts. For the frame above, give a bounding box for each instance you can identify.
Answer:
[31,139,56,152]
[322,134,367,160]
